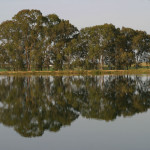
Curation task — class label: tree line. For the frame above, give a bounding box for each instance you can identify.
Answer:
[0,9,150,71]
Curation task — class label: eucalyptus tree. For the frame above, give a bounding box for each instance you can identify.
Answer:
[74,26,101,70]
[50,20,79,70]
[0,10,78,71]
[0,20,25,70]
[30,15,48,70]
[76,24,118,70]
[36,14,79,70]
[12,9,43,71]
[86,26,102,69]
[41,14,61,70]
[76,26,102,70]
[0,43,9,69]
[98,24,119,69]
[64,39,76,70]
[132,31,150,68]
[75,27,94,69]
[1,9,150,71]
[0,9,44,71]
[114,33,135,70]
[65,37,89,70]
[119,27,137,69]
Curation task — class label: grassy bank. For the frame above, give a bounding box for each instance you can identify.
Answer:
[0,68,150,76]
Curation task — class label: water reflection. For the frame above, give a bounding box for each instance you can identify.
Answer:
[0,75,150,137]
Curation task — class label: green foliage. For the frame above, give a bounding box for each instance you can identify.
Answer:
[0,9,150,70]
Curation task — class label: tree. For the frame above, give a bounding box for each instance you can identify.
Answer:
[50,20,79,70]
[76,24,118,70]
[12,9,43,70]
[0,20,25,70]
[1,9,150,71]
[132,31,150,68]
[114,33,135,70]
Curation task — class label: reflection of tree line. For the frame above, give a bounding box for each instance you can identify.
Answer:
[0,75,150,137]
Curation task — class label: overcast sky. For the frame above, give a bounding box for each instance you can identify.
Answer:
[0,0,150,33]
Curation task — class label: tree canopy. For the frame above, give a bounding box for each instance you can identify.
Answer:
[0,9,150,70]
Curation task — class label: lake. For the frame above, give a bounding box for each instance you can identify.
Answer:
[0,75,150,150]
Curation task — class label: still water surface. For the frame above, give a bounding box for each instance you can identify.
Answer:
[0,75,150,150]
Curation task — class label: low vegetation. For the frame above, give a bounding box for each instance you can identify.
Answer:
[0,68,150,76]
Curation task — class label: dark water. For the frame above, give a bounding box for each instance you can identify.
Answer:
[0,75,150,150]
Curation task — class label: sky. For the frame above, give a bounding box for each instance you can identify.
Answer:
[0,0,150,33]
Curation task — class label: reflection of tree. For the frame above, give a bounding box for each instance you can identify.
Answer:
[0,77,79,137]
[73,76,150,121]
[0,75,150,137]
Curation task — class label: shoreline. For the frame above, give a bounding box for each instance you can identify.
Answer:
[0,69,150,76]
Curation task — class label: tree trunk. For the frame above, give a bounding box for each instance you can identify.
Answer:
[101,55,104,70]
[25,47,28,71]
